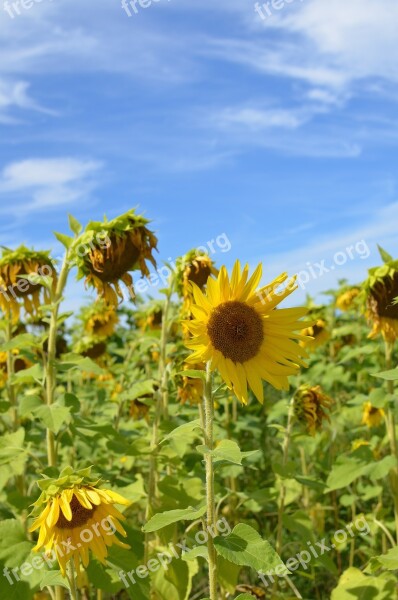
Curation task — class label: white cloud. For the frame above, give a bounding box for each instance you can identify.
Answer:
[0,158,102,214]
[216,107,307,130]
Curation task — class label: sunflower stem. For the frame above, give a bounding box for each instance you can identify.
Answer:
[203,362,218,600]
[5,314,19,431]
[67,558,79,600]
[273,397,295,596]
[384,340,398,543]
[45,250,71,467]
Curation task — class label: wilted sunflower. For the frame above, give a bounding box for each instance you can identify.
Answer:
[336,287,360,312]
[137,299,163,331]
[29,467,130,581]
[130,398,151,421]
[362,402,385,428]
[72,209,157,306]
[175,249,219,314]
[0,246,56,323]
[184,260,310,404]
[178,364,204,405]
[300,318,330,350]
[293,385,333,436]
[364,253,398,342]
[81,300,119,337]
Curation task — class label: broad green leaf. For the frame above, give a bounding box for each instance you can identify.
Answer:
[0,333,37,352]
[40,570,71,591]
[68,213,83,235]
[214,524,287,574]
[197,440,260,466]
[325,457,368,492]
[161,419,202,444]
[34,403,72,434]
[367,546,398,572]
[54,231,74,248]
[143,505,207,533]
[331,567,396,599]
[372,368,398,381]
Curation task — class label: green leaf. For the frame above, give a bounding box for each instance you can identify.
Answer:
[235,595,259,600]
[143,505,207,533]
[19,395,43,417]
[68,213,83,235]
[176,369,206,382]
[54,231,74,249]
[331,567,396,599]
[161,419,202,444]
[367,546,398,572]
[371,368,398,381]
[377,245,393,264]
[214,523,287,574]
[13,363,43,384]
[59,354,104,375]
[0,333,37,352]
[34,403,72,434]
[197,440,260,466]
[325,457,368,492]
[40,570,71,591]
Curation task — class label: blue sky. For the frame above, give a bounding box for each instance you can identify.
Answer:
[1,0,398,309]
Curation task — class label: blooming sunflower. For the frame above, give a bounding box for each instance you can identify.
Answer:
[0,246,56,323]
[300,318,330,350]
[336,287,360,312]
[72,209,158,306]
[175,249,219,315]
[293,385,333,436]
[184,260,310,404]
[364,252,398,342]
[81,300,119,337]
[29,467,131,581]
[362,402,385,428]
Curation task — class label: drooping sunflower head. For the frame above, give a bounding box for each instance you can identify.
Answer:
[29,466,131,581]
[72,209,158,306]
[184,260,311,405]
[362,402,385,428]
[177,363,204,405]
[336,287,361,312]
[175,249,219,314]
[73,334,108,361]
[136,299,164,331]
[363,250,398,342]
[80,300,119,337]
[0,246,56,323]
[0,349,31,386]
[130,398,151,421]
[300,317,330,350]
[293,384,333,436]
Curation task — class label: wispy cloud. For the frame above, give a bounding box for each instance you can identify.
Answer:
[0,158,102,215]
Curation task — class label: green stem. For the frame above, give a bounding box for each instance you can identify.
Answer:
[276,398,294,556]
[45,251,71,467]
[203,362,217,600]
[384,341,398,543]
[5,315,18,430]
[67,558,79,600]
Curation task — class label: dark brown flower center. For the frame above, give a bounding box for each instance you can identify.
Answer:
[312,324,324,337]
[56,494,95,529]
[207,301,264,363]
[188,263,212,289]
[369,273,398,319]
[89,234,140,283]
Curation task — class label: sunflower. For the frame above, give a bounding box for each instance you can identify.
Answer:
[293,385,333,436]
[300,318,330,350]
[0,246,56,323]
[29,467,130,582]
[0,349,31,387]
[362,402,385,428]
[178,364,204,405]
[184,260,310,404]
[130,398,151,421]
[336,287,360,312]
[72,209,158,306]
[175,249,219,315]
[137,300,163,331]
[81,300,119,337]
[364,253,398,342]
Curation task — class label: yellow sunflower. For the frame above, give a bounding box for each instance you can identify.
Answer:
[362,402,385,428]
[300,318,330,350]
[0,246,56,323]
[336,287,360,312]
[293,385,333,436]
[29,467,130,581]
[137,300,163,331]
[184,260,310,404]
[130,398,151,421]
[364,252,398,342]
[72,209,158,306]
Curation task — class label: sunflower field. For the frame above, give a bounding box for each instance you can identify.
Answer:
[1,207,398,600]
